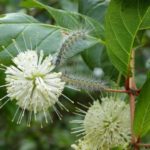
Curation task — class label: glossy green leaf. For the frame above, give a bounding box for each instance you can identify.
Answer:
[82,44,104,69]
[106,0,150,76]
[20,0,106,70]
[134,79,150,137]
[0,13,99,65]
[79,0,108,23]
[60,0,78,12]
[20,0,105,39]
[79,0,108,70]
[140,8,150,30]
[0,13,63,65]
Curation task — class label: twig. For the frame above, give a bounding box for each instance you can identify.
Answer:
[137,143,150,148]
[104,88,130,93]
[128,50,139,150]
[104,88,140,95]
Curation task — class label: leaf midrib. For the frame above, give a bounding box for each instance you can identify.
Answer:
[0,23,104,45]
[120,0,150,76]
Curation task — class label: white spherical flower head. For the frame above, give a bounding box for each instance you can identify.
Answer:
[5,50,65,119]
[83,97,131,150]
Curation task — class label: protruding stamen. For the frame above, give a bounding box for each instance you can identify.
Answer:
[0,99,10,108]
[12,39,21,53]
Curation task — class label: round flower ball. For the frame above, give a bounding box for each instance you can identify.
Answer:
[5,50,65,123]
[73,97,131,150]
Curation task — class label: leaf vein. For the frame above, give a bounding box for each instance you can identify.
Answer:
[108,16,130,56]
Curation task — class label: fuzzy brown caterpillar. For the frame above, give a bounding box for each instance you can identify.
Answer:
[53,30,88,66]
[61,74,106,91]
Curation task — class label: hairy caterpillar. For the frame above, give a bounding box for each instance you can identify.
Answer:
[53,29,88,66]
[61,73,106,91]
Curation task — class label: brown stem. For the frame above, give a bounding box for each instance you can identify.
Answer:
[105,50,150,149]
[104,88,140,95]
[134,137,141,150]
[129,77,137,146]
[104,88,130,93]
[137,143,150,148]
[128,50,139,150]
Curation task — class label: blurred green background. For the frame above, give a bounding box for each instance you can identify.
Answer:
[1,0,150,150]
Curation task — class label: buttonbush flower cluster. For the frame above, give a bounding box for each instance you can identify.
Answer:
[72,97,131,150]
[3,50,65,124]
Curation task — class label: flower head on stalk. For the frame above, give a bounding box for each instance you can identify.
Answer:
[0,37,73,126]
[72,97,131,150]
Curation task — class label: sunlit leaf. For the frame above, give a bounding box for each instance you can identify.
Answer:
[106,0,150,76]
[134,79,150,137]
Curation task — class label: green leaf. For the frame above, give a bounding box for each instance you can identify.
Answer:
[140,8,150,30]
[20,0,105,39]
[0,13,63,65]
[0,13,38,23]
[134,78,150,137]
[20,0,106,70]
[79,0,108,70]
[82,44,104,69]
[106,0,150,76]
[59,0,78,12]
[79,0,108,23]
[0,13,99,65]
